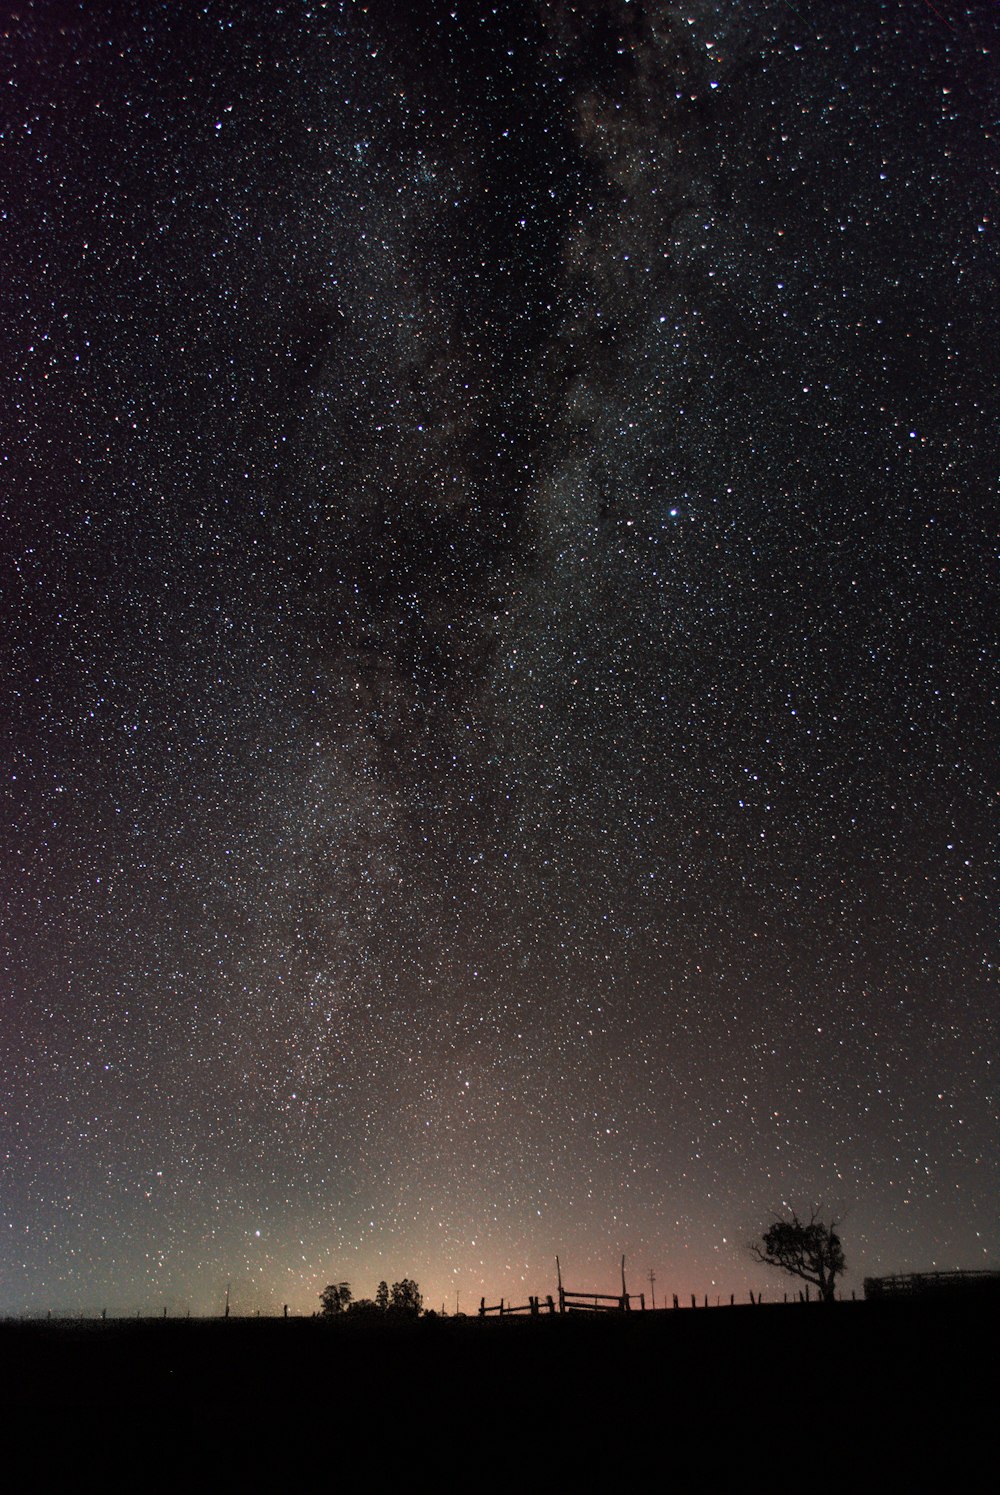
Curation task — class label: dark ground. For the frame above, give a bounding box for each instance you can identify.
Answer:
[3,1301,993,1487]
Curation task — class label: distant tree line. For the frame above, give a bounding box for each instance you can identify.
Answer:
[320,1279,423,1319]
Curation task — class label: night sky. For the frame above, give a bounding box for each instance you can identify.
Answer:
[2,0,996,1318]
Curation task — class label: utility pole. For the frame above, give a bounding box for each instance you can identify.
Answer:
[648,1268,656,1310]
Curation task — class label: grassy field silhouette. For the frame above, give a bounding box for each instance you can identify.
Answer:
[3,1297,993,1485]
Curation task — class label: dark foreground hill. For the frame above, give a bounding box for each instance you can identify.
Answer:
[2,1300,993,1487]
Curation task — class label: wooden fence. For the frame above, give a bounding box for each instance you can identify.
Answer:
[556,1256,645,1314]
[479,1295,556,1317]
[478,1257,860,1317]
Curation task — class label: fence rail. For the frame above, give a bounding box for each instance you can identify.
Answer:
[864,1269,1000,1300]
[479,1295,557,1317]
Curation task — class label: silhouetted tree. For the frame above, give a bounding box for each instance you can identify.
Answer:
[389,1278,423,1316]
[375,1279,389,1313]
[750,1211,845,1303]
[319,1282,352,1316]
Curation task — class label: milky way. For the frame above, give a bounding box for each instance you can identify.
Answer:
[2,0,996,1315]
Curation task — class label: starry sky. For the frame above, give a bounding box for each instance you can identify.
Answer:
[1,0,996,1317]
